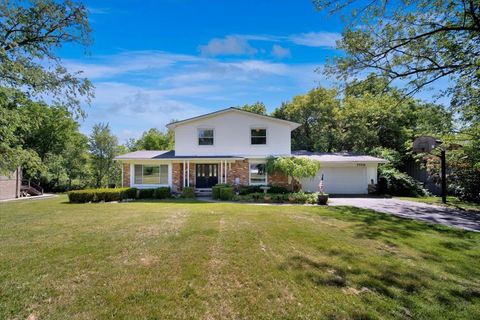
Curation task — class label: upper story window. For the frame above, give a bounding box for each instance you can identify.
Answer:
[251,128,267,145]
[198,128,214,145]
[134,164,168,185]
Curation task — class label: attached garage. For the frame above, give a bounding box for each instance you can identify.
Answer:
[293,151,388,195]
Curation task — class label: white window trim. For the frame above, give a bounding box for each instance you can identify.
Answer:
[197,127,215,147]
[130,163,172,188]
[248,160,268,186]
[250,126,268,146]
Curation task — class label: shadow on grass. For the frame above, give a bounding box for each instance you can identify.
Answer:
[323,206,473,240]
[278,253,463,312]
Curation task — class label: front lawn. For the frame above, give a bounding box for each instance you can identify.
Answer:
[397,196,480,212]
[1,196,479,319]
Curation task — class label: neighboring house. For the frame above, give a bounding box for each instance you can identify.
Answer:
[0,168,21,200]
[115,107,387,194]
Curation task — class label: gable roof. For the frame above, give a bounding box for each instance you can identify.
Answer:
[292,150,388,163]
[166,107,300,130]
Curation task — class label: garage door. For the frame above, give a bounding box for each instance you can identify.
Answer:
[299,167,368,194]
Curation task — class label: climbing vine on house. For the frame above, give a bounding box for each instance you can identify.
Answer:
[265,156,320,191]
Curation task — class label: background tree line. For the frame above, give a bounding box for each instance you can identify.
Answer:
[0,0,478,202]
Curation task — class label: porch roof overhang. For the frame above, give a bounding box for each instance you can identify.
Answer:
[114,150,244,162]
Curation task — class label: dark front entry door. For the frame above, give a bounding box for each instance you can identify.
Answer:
[195,164,218,188]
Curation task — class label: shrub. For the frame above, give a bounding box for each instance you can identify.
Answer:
[451,167,480,203]
[181,187,196,198]
[137,188,155,199]
[68,189,95,203]
[231,192,317,204]
[67,188,135,203]
[270,193,288,203]
[219,187,234,200]
[212,185,222,200]
[285,192,318,204]
[239,185,262,195]
[155,187,171,199]
[233,194,254,202]
[124,187,138,199]
[94,189,124,202]
[378,167,428,197]
[267,185,289,194]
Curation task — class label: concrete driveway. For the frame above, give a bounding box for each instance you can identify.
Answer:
[329,197,480,232]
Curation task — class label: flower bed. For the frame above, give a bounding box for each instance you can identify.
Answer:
[232,192,319,204]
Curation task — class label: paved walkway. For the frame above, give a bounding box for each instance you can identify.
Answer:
[0,193,57,202]
[329,198,480,232]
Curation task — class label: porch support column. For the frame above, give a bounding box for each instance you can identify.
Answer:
[182,160,186,188]
[220,160,223,184]
[187,160,190,187]
[225,161,228,184]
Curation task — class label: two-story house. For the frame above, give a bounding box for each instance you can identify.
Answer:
[115,107,387,194]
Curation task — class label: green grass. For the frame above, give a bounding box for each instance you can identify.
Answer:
[1,196,480,319]
[396,196,480,212]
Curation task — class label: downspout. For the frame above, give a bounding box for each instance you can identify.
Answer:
[16,167,20,198]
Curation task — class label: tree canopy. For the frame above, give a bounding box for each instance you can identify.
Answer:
[266,156,320,191]
[89,123,119,188]
[314,0,480,113]
[130,128,174,151]
[0,0,93,115]
[239,102,267,115]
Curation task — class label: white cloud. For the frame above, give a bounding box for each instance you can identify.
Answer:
[64,51,201,79]
[198,36,258,57]
[87,7,110,15]
[271,44,291,59]
[71,50,327,142]
[288,32,341,48]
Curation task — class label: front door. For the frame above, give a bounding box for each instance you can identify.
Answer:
[195,164,218,188]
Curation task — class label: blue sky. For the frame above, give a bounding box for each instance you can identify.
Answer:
[60,0,345,141]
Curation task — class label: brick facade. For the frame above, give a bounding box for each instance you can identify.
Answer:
[122,163,130,187]
[123,159,291,191]
[227,160,249,185]
[172,163,182,191]
[268,170,290,188]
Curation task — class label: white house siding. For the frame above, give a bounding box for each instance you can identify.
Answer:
[299,163,379,194]
[173,111,293,157]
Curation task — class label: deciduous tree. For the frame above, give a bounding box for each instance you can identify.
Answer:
[89,123,118,188]
[0,0,93,115]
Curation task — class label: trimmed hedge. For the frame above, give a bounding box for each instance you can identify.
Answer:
[138,188,155,199]
[68,188,134,203]
[68,187,172,203]
[212,185,223,200]
[181,187,196,198]
[125,187,138,199]
[212,184,234,200]
[219,186,234,200]
[155,187,171,199]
